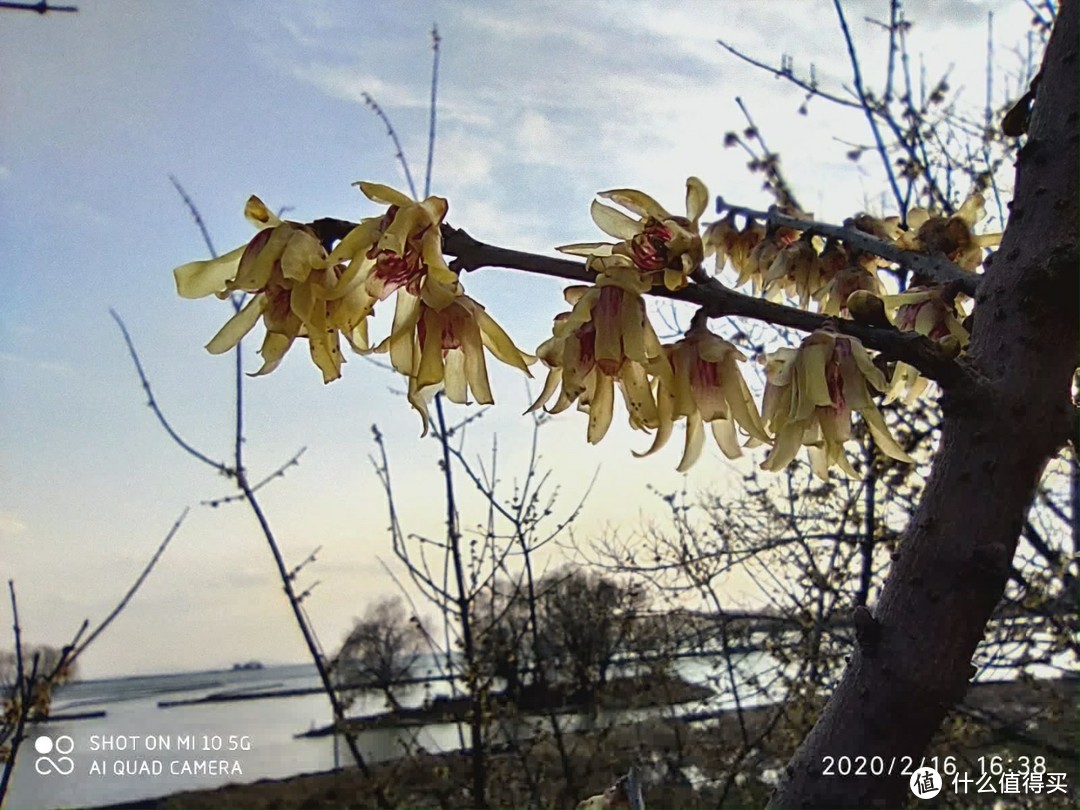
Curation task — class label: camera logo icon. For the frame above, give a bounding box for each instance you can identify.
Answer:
[34,735,75,776]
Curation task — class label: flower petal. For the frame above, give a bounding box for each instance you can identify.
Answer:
[676,410,706,472]
[685,177,708,223]
[589,200,643,240]
[355,182,415,208]
[599,188,671,220]
[586,372,615,444]
[205,294,267,354]
[173,244,247,299]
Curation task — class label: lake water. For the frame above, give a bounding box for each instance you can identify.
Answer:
[4,653,776,809]
[7,646,1059,809]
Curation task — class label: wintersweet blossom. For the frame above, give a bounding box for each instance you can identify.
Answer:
[637,321,771,471]
[882,286,970,403]
[557,177,709,291]
[528,264,672,444]
[761,235,825,307]
[760,329,913,479]
[896,192,1000,270]
[703,213,765,285]
[173,196,372,383]
[326,182,460,323]
[815,264,885,316]
[383,292,534,434]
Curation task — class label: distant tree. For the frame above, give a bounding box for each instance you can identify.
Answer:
[333,597,424,712]
[538,568,645,701]
[472,579,534,704]
[0,646,78,690]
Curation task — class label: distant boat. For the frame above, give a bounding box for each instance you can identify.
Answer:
[231,661,265,671]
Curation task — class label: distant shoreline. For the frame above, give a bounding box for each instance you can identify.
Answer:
[95,675,1077,810]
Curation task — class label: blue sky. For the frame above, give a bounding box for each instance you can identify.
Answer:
[0,1,1028,677]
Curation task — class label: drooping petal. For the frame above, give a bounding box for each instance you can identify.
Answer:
[586,372,615,444]
[711,418,742,459]
[793,340,833,419]
[720,356,771,444]
[384,291,422,375]
[458,313,494,404]
[677,410,706,472]
[634,383,675,459]
[475,307,534,373]
[861,405,915,463]
[443,349,470,403]
[250,331,295,377]
[309,327,343,384]
[761,422,806,472]
[619,361,658,429]
[205,294,268,354]
[280,229,325,282]
[527,368,563,414]
[416,312,446,389]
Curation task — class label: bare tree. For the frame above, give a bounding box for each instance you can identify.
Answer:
[334,597,425,712]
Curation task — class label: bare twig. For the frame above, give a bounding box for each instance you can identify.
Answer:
[832,0,905,214]
[0,1,76,12]
[73,510,189,657]
[424,24,441,199]
[110,310,230,474]
[364,93,418,200]
[201,447,307,507]
[169,176,218,259]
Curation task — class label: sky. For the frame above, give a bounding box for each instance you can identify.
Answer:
[0,0,1034,678]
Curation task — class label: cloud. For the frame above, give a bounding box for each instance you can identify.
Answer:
[513,110,565,168]
[0,512,28,538]
[0,164,10,181]
[0,351,73,376]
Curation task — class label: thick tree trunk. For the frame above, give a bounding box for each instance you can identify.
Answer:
[770,4,1078,807]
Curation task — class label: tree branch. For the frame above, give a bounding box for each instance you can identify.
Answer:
[437,225,973,390]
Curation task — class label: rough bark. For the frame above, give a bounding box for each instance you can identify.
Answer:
[769,3,1078,807]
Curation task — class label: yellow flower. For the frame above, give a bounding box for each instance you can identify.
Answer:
[173,196,373,383]
[528,264,672,444]
[636,321,771,471]
[557,177,709,291]
[321,182,463,382]
[703,214,766,287]
[761,235,824,307]
[326,182,460,321]
[760,329,913,479]
[815,264,885,316]
[896,192,1000,271]
[385,292,534,434]
[881,285,970,403]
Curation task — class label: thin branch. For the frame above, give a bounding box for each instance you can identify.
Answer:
[436,224,973,390]
[832,0,905,213]
[715,39,862,111]
[169,176,218,258]
[201,447,307,507]
[424,24,441,199]
[715,198,979,294]
[363,93,418,200]
[110,310,231,474]
[0,1,76,12]
[74,510,189,657]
